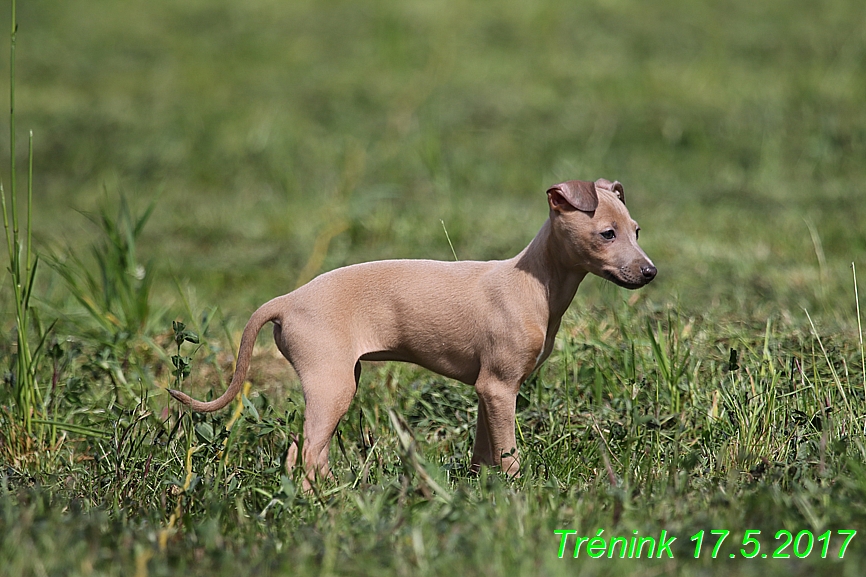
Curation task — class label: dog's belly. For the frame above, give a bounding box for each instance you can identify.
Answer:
[359,346,481,385]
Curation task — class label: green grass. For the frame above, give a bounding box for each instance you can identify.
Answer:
[2,0,866,575]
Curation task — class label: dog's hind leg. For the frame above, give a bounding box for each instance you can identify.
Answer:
[276,321,360,490]
[294,361,360,490]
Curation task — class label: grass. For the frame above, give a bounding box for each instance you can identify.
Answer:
[2,0,866,575]
[3,303,866,576]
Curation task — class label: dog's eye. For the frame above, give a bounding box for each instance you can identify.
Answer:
[600,229,616,240]
[635,228,640,240]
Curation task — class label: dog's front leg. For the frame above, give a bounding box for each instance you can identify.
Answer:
[471,373,520,478]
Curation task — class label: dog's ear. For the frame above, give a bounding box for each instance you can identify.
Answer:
[547,180,598,212]
[594,178,625,205]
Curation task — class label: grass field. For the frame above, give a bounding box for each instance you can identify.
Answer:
[1,0,866,575]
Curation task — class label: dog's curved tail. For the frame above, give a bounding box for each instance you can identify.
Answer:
[169,297,282,412]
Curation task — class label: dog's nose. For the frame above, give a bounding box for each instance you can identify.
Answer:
[641,265,657,281]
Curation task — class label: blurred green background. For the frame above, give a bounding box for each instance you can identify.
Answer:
[2,0,865,320]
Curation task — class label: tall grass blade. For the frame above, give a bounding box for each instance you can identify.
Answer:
[1,0,50,438]
[30,419,111,439]
[440,219,458,261]
[805,309,852,415]
[854,264,865,390]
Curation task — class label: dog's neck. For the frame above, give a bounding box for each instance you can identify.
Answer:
[513,218,588,323]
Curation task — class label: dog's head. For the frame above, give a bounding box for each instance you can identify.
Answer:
[546,179,656,289]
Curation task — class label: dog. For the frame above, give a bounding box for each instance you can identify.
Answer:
[170,178,656,488]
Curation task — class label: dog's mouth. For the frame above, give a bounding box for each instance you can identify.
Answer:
[604,271,652,290]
